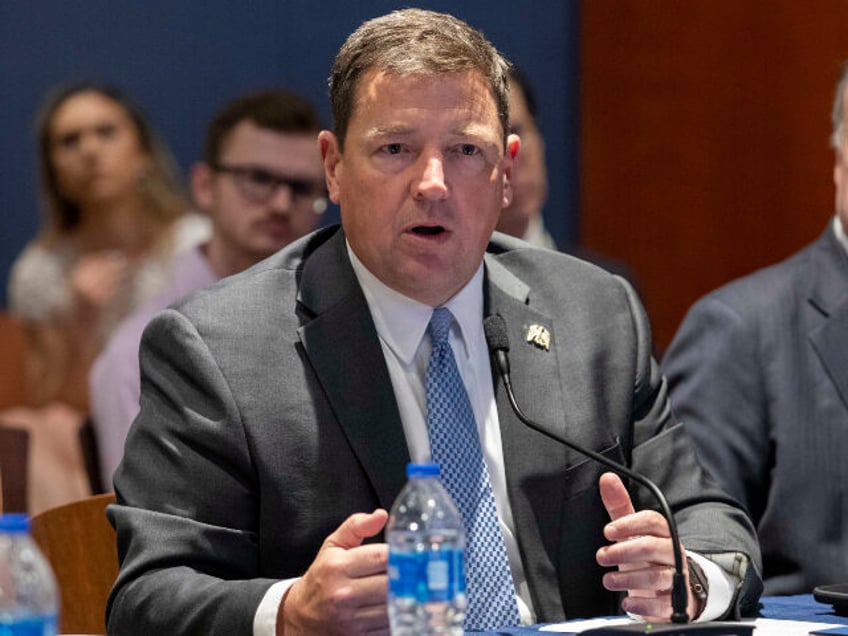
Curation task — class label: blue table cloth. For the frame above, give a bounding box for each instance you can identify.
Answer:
[467,594,848,635]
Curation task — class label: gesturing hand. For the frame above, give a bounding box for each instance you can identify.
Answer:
[279,509,390,636]
[595,472,700,622]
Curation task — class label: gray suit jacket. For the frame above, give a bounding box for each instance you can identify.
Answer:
[663,223,848,595]
[107,226,762,634]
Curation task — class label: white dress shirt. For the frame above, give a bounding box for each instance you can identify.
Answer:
[347,243,536,624]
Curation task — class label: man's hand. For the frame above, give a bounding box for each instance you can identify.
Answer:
[595,472,701,622]
[279,509,390,635]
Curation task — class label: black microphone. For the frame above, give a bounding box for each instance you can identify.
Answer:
[483,314,752,636]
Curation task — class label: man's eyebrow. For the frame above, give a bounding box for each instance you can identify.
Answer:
[367,125,415,138]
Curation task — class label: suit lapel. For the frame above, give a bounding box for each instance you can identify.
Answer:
[810,298,848,410]
[808,230,848,412]
[296,230,410,511]
[484,255,570,621]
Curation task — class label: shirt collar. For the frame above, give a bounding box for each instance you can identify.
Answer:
[346,241,484,365]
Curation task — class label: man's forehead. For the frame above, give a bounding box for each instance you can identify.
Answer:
[357,69,493,104]
[350,69,503,135]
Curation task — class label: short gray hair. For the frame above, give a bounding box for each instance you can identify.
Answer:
[328,8,511,151]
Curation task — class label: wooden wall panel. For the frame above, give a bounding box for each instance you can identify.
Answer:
[579,1,848,353]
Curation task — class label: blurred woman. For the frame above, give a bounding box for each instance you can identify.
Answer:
[2,82,208,512]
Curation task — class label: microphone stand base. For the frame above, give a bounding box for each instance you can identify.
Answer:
[581,621,754,635]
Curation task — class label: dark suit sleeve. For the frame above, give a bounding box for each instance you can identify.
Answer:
[662,295,771,525]
[617,280,763,618]
[106,308,274,635]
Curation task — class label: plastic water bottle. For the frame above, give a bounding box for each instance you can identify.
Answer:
[0,514,58,636]
[387,462,466,635]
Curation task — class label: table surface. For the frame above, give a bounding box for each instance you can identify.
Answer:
[466,594,848,635]
[57,594,848,636]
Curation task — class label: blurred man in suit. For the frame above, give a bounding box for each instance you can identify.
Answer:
[662,60,848,595]
[496,68,555,249]
[107,9,761,635]
[89,90,325,489]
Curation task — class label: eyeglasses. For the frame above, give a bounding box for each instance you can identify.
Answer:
[211,163,327,211]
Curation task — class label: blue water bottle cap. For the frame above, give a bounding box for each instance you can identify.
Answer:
[0,514,30,533]
[406,462,440,478]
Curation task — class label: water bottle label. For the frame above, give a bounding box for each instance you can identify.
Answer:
[426,547,464,601]
[389,546,464,603]
[425,557,450,601]
[0,613,57,636]
[388,551,421,599]
[426,558,448,593]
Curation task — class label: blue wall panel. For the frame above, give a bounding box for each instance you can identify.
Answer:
[0,1,578,307]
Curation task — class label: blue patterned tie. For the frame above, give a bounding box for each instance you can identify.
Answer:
[425,307,521,630]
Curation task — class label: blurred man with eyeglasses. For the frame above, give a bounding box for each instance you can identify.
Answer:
[89,89,325,490]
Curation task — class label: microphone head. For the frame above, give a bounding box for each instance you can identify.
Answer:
[483,314,510,353]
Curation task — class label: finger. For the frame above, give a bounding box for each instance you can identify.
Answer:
[325,509,389,550]
[599,472,635,522]
[345,544,389,579]
[621,594,674,623]
[597,535,676,568]
[347,570,388,604]
[355,611,390,635]
[331,573,388,616]
[604,510,670,542]
[602,564,676,592]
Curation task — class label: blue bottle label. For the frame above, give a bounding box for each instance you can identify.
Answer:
[389,550,422,599]
[0,613,57,636]
[389,546,464,603]
[425,546,463,601]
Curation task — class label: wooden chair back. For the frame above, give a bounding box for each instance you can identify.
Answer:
[0,312,29,409]
[30,492,118,635]
[0,426,29,513]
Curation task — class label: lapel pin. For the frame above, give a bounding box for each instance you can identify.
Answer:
[525,324,551,351]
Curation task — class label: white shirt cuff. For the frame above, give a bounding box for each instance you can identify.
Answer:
[253,578,299,636]
[687,550,734,622]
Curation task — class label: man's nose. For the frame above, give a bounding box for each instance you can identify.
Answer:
[267,182,294,212]
[414,154,448,200]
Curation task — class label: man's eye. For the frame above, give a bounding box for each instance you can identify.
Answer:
[289,180,311,196]
[247,170,275,185]
[385,143,403,155]
[460,144,479,156]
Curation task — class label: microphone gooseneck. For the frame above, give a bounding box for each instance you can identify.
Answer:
[483,314,753,634]
[483,314,691,624]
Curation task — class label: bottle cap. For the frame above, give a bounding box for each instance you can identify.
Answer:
[0,514,30,533]
[406,462,440,478]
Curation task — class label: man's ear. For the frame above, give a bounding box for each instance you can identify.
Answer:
[502,134,521,207]
[190,162,215,212]
[319,130,343,205]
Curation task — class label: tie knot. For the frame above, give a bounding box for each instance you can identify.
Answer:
[428,307,453,347]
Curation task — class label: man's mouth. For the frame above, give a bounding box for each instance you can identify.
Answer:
[411,225,446,236]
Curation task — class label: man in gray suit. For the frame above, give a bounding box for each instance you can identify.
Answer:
[107,9,762,635]
[662,60,848,596]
